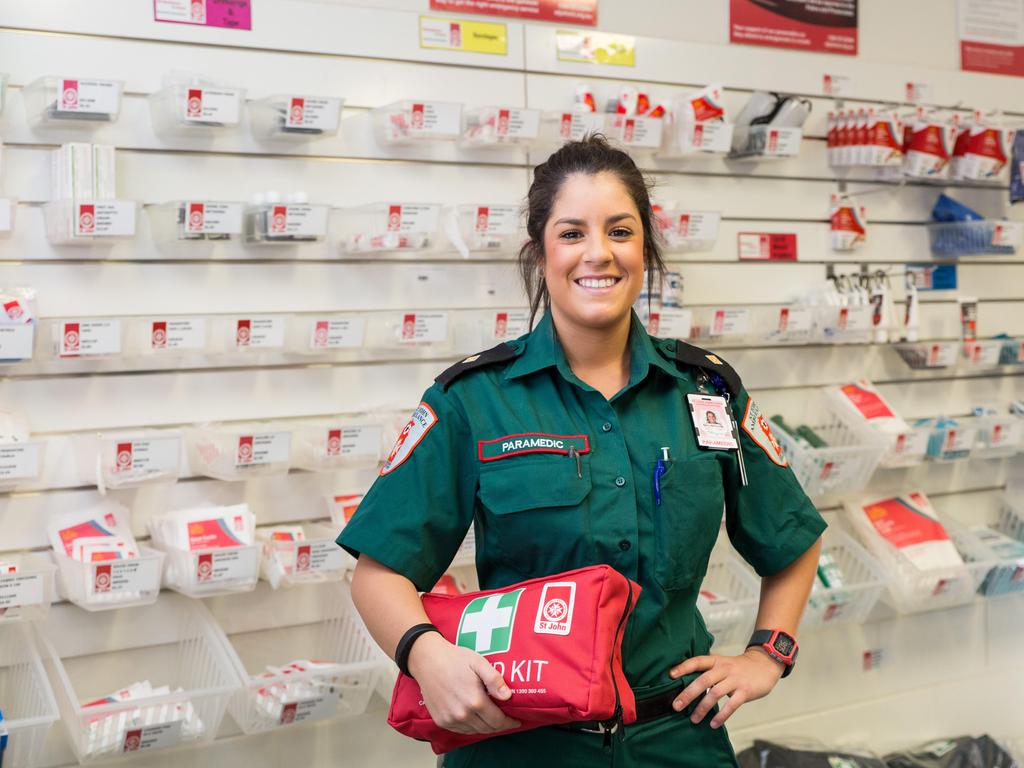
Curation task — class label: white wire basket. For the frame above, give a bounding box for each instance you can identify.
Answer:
[699,548,760,649]
[802,528,888,630]
[0,624,59,768]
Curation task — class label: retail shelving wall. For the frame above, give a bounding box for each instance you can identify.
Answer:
[0,1,1022,766]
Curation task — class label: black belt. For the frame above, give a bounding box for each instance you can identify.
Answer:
[556,678,705,738]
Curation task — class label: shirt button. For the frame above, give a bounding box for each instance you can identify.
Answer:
[614,476,626,487]
[618,539,631,552]
[602,422,613,432]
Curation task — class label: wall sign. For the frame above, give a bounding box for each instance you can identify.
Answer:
[154,0,252,30]
[737,232,798,261]
[730,0,858,56]
[959,0,1024,76]
[420,16,508,55]
[430,0,596,26]
[556,31,635,67]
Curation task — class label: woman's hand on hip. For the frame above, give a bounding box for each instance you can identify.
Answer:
[408,631,522,735]
[667,649,784,729]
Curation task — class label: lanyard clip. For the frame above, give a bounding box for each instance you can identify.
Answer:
[567,445,582,479]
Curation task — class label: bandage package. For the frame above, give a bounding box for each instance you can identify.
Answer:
[149,504,255,552]
[251,660,343,725]
[971,526,1024,596]
[903,109,957,179]
[80,680,204,759]
[950,111,1012,181]
[827,108,904,169]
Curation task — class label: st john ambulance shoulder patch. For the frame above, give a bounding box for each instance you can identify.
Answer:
[380,402,437,476]
[741,397,789,467]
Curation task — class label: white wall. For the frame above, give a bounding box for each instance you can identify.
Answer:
[1,1,1023,766]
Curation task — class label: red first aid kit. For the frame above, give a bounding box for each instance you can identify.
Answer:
[388,564,641,754]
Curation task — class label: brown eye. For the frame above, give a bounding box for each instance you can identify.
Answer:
[610,227,633,238]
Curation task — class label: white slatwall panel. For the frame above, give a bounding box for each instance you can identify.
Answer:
[1,2,1023,766]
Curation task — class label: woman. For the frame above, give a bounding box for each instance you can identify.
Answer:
[339,135,825,766]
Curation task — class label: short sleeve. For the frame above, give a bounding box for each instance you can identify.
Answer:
[722,386,827,577]
[336,383,477,592]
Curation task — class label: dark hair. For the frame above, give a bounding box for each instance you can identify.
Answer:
[518,134,666,327]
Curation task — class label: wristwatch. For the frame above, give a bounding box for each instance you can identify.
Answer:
[746,629,799,678]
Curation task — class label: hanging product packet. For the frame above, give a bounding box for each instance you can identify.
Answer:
[830,195,867,251]
[389,564,640,754]
[48,503,138,561]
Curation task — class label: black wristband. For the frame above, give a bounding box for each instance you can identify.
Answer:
[395,623,440,678]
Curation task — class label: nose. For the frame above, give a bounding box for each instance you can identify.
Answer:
[582,230,613,266]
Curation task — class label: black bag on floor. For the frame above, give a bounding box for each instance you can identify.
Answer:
[737,740,887,768]
[884,735,1019,768]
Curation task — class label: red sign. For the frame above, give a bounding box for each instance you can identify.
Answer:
[730,0,857,55]
[960,0,1024,77]
[737,232,798,261]
[429,0,596,26]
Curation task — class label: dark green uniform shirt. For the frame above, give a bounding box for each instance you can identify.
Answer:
[339,311,826,691]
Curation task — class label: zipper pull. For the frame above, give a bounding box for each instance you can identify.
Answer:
[568,445,582,479]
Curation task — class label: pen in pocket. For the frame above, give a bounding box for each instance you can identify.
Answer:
[653,446,670,505]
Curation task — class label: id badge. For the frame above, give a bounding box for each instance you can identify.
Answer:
[687,394,738,451]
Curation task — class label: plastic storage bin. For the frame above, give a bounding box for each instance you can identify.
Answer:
[216,315,289,354]
[338,202,441,254]
[817,304,873,344]
[461,106,540,148]
[963,339,1004,369]
[259,524,351,589]
[894,341,960,369]
[761,304,817,345]
[699,548,760,649]
[941,512,1024,599]
[156,541,260,599]
[250,95,343,140]
[540,110,605,146]
[218,582,381,734]
[291,419,383,472]
[972,413,1023,459]
[927,220,1020,256]
[245,201,329,244]
[660,118,735,158]
[74,430,182,491]
[0,441,46,491]
[23,77,123,126]
[53,546,165,612]
[729,126,802,161]
[0,623,59,768]
[286,315,367,355]
[602,114,664,150]
[37,595,238,763]
[131,316,210,357]
[655,209,721,253]
[0,554,57,624]
[149,81,245,134]
[148,200,245,244]
[444,204,523,255]
[918,418,978,462]
[186,423,292,481]
[43,200,136,245]
[373,100,462,145]
[802,528,887,630]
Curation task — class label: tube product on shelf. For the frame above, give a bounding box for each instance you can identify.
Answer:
[958,297,978,342]
[903,277,919,342]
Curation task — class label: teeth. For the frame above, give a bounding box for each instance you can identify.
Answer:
[577,278,618,289]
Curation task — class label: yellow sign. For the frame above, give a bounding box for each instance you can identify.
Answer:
[556,30,636,67]
[419,16,508,56]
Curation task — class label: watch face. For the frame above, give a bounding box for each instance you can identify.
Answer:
[772,634,795,656]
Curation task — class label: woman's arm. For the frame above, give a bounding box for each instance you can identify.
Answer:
[350,554,521,734]
[668,536,822,729]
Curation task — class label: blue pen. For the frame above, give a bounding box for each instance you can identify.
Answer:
[653,446,670,505]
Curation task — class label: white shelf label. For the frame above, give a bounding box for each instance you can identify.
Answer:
[90,557,161,596]
[891,429,930,461]
[266,204,329,238]
[495,108,540,140]
[965,341,1001,367]
[235,432,290,466]
[777,306,814,334]
[491,310,529,340]
[285,97,342,132]
[0,443,42,480]
[836,305,872,333]
[234,317,286,349]
[939,428,973,455]
[0,324,35,360]
[760,126,802,156]
[559,112,603,141]
[818,456,856,487]
[310,317,366,349]
[151,318,207,351]
[386,204,441,234]
[0,198,14,232]
[183,88,241,124]
[398,312,448,343]
[474,205,519,236]
[926,343,958,367]
[110,437,180,479]
[56,79,120,115]
[674,211,720,243]
[689,121,733,152]
[987,419,1024,448]
[0,571,44,610]
[122,720,182,754]
[183,201,243,235]
[648,309,692,338]
[280,694,338,725]
[295,540,346,574]
[195,546,258,583]
[59,319,121,357]
[406,101,461,136]
[991,221,1023,248]
[613,115,663,148]
[324,425,382,460]
[75,202,135,237]
[708,308,751,336]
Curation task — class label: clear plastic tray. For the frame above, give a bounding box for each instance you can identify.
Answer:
[23,77,123,126]
[0,197,17,237]
[919,420,978,462]
[53,546,165,612]
[51,318,123,360]
[43,200,137,245]
[148,201,245,244]
[130,316,210,357]
[894,341,960,369]
[185,423,292,481]
[285,315,367,355]
[460,106,540,148]
[998,338,1024,365]
[802,528,887,630]
[962,339,1003,369]
[817,304,874,344]
[444,203,523,255]
[249,94,343,140]
[759,304,817,345]
[601,114,664,150]
[291,419,383,472]
[373,99,462,145]
[729,125,802,161]
[877,426,930,469]
[539,110,605,146]
[214,315,289,354]
[941,513,1024,599]
[0,623,59,768]
[0,441,46,491]
[699,548,760,649]
[74,430,182,491]
[375,311,452,349]
[338,202,441,254]
[37,594,237,763]
[927,220,1020,256]
[218,581,380,734]
[156,542,260,598]
[688,307,753,345]
[245,203,329,244]
[259,523,352,589]
[655,208,721,253]
[149,82,245,135]
[972,414,1024,459]
[0,554,57,624]
[659,119,735,158]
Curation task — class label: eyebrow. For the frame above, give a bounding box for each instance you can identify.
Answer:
[553,212,638,227]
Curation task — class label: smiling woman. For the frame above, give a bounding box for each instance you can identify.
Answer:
[339,135,826,768]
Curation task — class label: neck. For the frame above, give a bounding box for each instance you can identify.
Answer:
[551,307,632,381]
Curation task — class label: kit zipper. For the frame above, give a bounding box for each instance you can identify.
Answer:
[567,445,582,479]
[600,578,632,746]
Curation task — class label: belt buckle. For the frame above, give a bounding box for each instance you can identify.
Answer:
[578,719,619,735]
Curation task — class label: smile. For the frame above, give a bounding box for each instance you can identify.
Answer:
[574,276,623,290]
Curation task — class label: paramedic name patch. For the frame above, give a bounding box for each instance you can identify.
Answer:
[478,433,590,462]
[534,581,576,636]
[456,589,524,656]
[741,397,788,467]
[380,402,437,476]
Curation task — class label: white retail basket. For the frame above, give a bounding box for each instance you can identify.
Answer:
[0,624,59,768]
[802,528,887,630]
[258,523,351,589]
[699,548,760,650]
[23,76,123,127]
[74,430,182,491]
[36,596,238,764]
[148,82,244,135]
[249,95,343,141]
[154,542,260,599]
[52,546,165,612]
[372,100,462,145]
[0,554,57,624]
[185,423,292,481]
[337,202,442,255]
[217,581,381,734]
[147,201,245,245]
[460,106,541,148]
[443,203,524,255]
[972,413,1024,459]
[820,388,927,470]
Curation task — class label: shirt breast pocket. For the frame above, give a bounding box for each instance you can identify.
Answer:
[653,455,725,591]
[477,457,593,578]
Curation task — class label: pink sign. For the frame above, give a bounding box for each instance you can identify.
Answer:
[154,0,252,31]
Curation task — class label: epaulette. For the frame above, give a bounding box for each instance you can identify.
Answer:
[673,339,742,397]
[435,342,520,391]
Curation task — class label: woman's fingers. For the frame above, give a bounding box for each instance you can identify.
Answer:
[672,659,727,712]
[710,690,747,729]
[690,679,735,724]
[669,653,715,680]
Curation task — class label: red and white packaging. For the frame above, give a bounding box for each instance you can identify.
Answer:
[864,109,904,167]
[953,111,1013,181]
[830,195,867,251]
[854,492,965,572]
[48,504,136,560]
[903,110,957,179]
[573,84,597,113]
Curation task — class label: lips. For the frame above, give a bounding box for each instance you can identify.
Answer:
[574,276,623,290]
